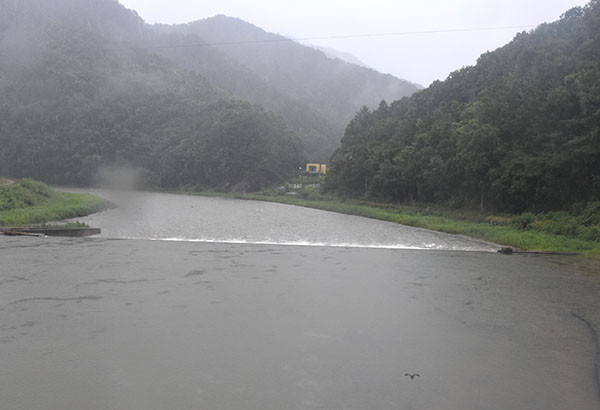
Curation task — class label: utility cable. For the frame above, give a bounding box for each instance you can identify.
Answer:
[142,24,538,50]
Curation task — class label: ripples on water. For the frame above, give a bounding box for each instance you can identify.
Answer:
[70,189,499,252]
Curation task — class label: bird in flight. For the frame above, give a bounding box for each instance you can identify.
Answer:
[405,373,420,379]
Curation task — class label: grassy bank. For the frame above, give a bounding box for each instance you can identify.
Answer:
[0,179,110,227]
[233,191,600,259]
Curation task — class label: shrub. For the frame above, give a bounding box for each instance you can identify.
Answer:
[513,212,535,229]
[485,215,512,225]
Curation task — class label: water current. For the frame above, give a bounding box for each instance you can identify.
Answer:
[70,189,499,252]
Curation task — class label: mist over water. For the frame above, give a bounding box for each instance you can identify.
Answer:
[69,189,499,252]
[91,166,145,190]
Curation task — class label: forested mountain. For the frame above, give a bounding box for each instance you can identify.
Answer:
[326,1,600,213]
[145,25,340,161]
[156,16,420,134]
[1,0,420,174]
[0,0,304,190]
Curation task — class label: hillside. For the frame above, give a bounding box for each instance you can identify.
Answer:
[1,1,422,171]
[326,1,600,213]
[156,15,420,133]
[0,0,305,190]
[143,26,339,161]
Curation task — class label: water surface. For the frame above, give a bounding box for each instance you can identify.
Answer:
[71,189,498,252]
[2,189,599,410]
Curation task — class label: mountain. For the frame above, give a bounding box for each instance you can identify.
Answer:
[0,0,421,190]
[302,44,372,69]
[155,15,420,138]
[325,1,600,213]
[306,44,423,91]
[0,0,305,190]
[143,24,340,162]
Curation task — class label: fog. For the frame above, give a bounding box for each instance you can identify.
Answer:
[2,2,600,407]
[118,0,590,86]
[92,166,144,190]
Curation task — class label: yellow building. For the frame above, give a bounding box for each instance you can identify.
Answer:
[306,163,327,175]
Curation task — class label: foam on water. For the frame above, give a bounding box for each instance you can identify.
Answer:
[121,236,497,252]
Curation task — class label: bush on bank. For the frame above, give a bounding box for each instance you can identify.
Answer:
[0,179,109,227]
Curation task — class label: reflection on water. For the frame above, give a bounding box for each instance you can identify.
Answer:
[69,189,499,252]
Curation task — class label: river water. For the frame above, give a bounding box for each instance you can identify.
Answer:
[69,189,499,251]
[1,190,600,410]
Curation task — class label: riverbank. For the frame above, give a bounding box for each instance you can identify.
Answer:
[0,179,111,227]
[61,183,600,259]
[231,191,600,260]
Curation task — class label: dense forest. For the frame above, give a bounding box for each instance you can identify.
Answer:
[0,0,307,190]
[147,18,344,161]
[0,0,418,190]
[326,1,600,213]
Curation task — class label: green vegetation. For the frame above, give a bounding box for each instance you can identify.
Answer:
[0,0,306,190]
[0,179,109,227]
[159,15,418,160]
[234,190,600,259]
[326,1,600,213]
[0,0,417,191]
[283,174,326,186]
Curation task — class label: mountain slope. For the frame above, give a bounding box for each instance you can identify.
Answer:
[1,0,337,164]
[325,1,600,212]
[144,28,339,161]
[156,16,420,129]
[0,0,305,190]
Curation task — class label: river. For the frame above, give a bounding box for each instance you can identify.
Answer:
[67,189,500,251]
[1,189,600,410]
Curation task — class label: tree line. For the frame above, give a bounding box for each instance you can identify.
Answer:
[326,1,600,213]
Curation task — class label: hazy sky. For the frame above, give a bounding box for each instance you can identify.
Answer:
[118,0,590,86]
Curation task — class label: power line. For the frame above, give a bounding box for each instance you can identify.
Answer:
[146,25,537,50]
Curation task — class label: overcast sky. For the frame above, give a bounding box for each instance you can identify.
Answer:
[118,0,590,86]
